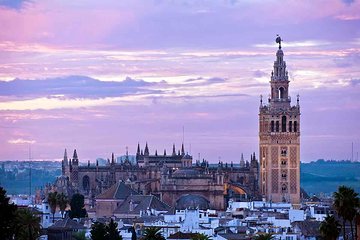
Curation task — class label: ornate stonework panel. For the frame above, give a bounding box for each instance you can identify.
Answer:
[271,146,278,167]
[290,146,297,168]
[271,169,279,193]
[290,169,297,194]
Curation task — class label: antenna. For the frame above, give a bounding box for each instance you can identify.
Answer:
[182,126,185,145]
[29,145,32,204]
[351,142,354,162]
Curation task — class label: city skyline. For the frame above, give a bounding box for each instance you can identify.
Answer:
[0,0,359,162]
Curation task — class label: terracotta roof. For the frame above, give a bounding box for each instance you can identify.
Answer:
[114,195,172,215]
[292,220,321,237]
[48,218,86,230]
[168,232,199,239]
[96,180,138,199]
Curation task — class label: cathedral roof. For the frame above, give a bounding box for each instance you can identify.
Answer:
[96,181,138,200]
[114,194,172,215]
[172,168,199,177]
[176,194,210,210]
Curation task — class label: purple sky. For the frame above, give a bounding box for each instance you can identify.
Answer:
[0,0,359,163]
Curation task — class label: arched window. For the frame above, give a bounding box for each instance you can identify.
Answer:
[289,121,292,132]
[82,175,90,192]
[276,121,279,132]
[294,121,298,132]
[281,116,286,132]
[271,121,275,132]
[279,87,285,99]
[282,184,287,193]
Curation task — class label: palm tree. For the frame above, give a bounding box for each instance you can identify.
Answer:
[142,227,165,240]
[191,233,212,240]
[253,233,274,240]
[48,191,58,223]
[57,192,68,219]
[333,185,360,240]
[15,208,41,240]
[319,214,340,240]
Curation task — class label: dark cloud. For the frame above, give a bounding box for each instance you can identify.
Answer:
[253,70,268,78]
[0,0,30,9]
[350,79,360,86]
[206,77,226,84]
[341,0,355,5]
[0,76,161,99]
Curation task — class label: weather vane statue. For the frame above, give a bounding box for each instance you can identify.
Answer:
[276,34,282,49]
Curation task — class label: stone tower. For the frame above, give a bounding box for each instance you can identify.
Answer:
[259,36,300,204]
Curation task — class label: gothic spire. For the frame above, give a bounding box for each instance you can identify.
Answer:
[240,153,245,168]
[144,142,149,156]
[63,149,68,165]
[172,144,176,156]
[181,143,185,156]
[137,143,140,156]
[111,152,115,164]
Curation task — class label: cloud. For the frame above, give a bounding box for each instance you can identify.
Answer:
[0,75,161,99]
[0,0,31,9]
[8,138,35,144]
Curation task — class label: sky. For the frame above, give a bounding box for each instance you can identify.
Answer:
[0,0,359,163]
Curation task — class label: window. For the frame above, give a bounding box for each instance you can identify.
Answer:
[289,121,292,132]
[281,160,287,166]
[282,184,287,192]
[294,121,298,132]
[282,116,287,132]
[271,121,275,132]
[276,121,279,132]
[279,87,285,99]
[281,149,287,157]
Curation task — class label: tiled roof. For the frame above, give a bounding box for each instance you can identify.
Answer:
[114,195,172,215]
[292,220,321,237]
[48,218,86,230]
[96,181,138,200]
[168,232,199,239]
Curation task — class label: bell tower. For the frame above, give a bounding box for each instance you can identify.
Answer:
[259,36,301,204]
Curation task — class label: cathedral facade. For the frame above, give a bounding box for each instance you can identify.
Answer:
[259,37,301,204]
[60,143,259,210]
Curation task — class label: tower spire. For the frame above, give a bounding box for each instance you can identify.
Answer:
[144,142,149,156]
[63,149,68,165]
[137,143,140,156]
[172,144,176,156]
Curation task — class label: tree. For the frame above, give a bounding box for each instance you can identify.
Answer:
[106,218,122,240]
[57,192,68,219]
[253,233,274,240]
[333,185,360,240]
[141,227,165,240]
[14,208,41,240]
[73,230,87,240]
[91,222,107,240]
[319,214,340,240]
[0,186,18,240]
[69,193,87,219]
[191,233,212,240]
[130,227,137,240]
[48,191,58,223]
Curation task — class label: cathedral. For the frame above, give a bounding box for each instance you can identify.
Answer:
[58,143,259,211]
[53,36,301,212]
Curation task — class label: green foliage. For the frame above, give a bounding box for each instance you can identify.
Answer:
[142,227,165,240]
[106,219,122,240]
[191,233,212,240]
[14,208,41,240]
[57,192,68,218]
[91,222,107,240]
[0,186,18,240]
[48,191,58,223]
[73,230,88,240]
[253,233,275,240]
[333,185,360,240]
[69,193,87,219]
[319,214,340,240]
